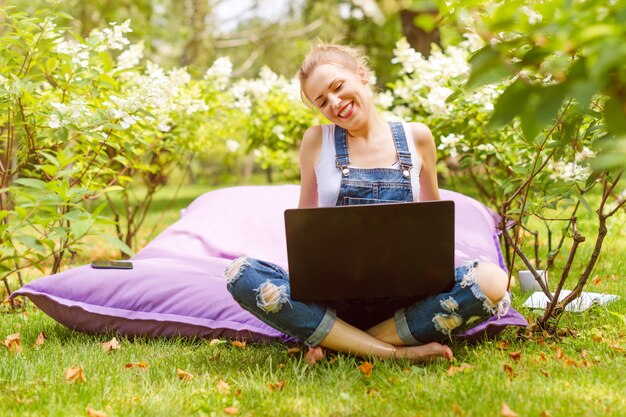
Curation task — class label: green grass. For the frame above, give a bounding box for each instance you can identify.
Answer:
[2,183,626,417]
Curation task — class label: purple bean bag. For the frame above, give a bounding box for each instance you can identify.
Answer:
[12,185,526,342]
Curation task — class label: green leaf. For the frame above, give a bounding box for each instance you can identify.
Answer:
[569,80,598,111]
[101,234,135,257]
[55,127,68,141]
[604,96,626,134]
[413,13,438,32]
[13,235,46,253]
[70,219,94,239]
[489,79,528,128]
[572,187,593,215]
[13,178,47,189]
[466,47,513,90]
[509,165,530,176]
[535,83,568,127]
[45,57,58,73]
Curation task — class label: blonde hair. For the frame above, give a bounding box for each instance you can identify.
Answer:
[298,42,372,109]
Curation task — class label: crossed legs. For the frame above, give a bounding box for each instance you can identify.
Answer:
[226,258,508,364]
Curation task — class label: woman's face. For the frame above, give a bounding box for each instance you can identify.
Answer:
[302,63,371,129]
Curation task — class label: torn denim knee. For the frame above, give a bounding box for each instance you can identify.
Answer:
[255,280,290,313]
[224,256,250,283]
[460,260,511,317]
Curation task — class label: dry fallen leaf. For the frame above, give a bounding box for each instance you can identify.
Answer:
[210,338,225,346]
[268,380,286,392]
[540,410,552,417]
[503,364,518,379]
[358,361,374,377]
[231,340,246,350]
[591,276,602,286]
[216,379,231,394]
[501,402,518,417]
[447,363,473,376]
[496,340,510,350]
[86,406,108,417]
[538,352,547,361]
[563,357,579,367]
[540,369,550,378]
[592,333,605,343]
[4,333,22,353]
[34,332,46,348]
[124,362,148,369]
[209,351,221,360]
[287,347,301,354]
[176,369,194,381]
[65,367,86,383]
[452,402,463,416]
[223,406,239,415]
[556,347,564,359]
[509,351,522,361]
[99,337,120,353]
[581,350,588,358]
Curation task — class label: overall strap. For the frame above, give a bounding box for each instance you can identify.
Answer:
[334,125,351,176]
[389,122,413,178]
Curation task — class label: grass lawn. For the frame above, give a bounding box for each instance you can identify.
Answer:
[2,184,626,417]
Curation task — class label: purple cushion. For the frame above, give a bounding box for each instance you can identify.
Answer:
[12,185,526,341]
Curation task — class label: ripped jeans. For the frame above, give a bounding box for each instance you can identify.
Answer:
[225,257,510,347]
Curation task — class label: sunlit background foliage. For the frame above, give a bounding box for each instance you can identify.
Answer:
[1,0,624,326]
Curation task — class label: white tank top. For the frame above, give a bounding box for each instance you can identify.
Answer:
[315,123,422,207]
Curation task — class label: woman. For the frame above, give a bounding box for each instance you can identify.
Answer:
[225,43,510,363]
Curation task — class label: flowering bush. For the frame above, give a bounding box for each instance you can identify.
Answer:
[382,0,625,332]
[0,9,317,296]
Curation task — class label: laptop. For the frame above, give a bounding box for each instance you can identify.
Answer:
[284,200,455,302]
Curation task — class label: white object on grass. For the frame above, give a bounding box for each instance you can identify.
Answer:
[522,290,620,313]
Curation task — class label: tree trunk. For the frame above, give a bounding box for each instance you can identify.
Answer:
[180,0,211,68]
[399,9,441,58]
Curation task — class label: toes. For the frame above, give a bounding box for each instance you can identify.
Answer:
[304,346,325,365]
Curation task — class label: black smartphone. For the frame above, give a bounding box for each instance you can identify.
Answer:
[91,260,133,270]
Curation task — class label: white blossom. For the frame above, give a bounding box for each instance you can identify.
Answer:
[226,139,240,152]
[575,147,596,162]
[550,161,592,183]
[521,6,543,25]
[425,86,454,114]
[40,17,58,39]
[54,39,90,68]
[116,41,144,71]
[374,91,394,109]
[352,0,384,23]
[89,19,132,52]
[461,32,485,53]
[157,117,172,132]
[477,143,496,153]
[0,74,8,90]
[48,99,93,129]
[272,125,286,140]
[438,133,464,158]
[231,81,252,113]
[204,56,233,90]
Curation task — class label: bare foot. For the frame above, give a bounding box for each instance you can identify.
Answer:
[395,342,453,363]
[304,346,325,364]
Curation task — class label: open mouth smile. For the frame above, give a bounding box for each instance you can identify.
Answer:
[337,102,354,119]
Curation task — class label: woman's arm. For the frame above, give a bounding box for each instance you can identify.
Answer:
[298,126,323,208]
[411,122,440,201]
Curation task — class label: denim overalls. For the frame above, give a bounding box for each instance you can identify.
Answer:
[226,122,509,346]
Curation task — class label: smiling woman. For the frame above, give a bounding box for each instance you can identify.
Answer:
[224,42,512,364]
